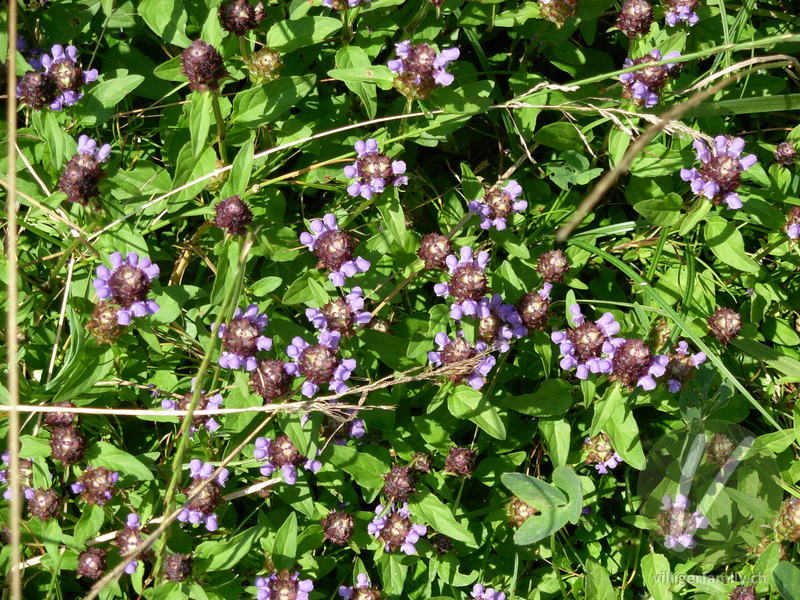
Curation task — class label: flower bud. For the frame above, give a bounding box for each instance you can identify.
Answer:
[218,0,265,35]
[213,195,253,235]
[705,433,736,467]
[87,302,123,344]
[536,249,569,282]
[181,41,228,92]
[246,47,283,83]
[17,71,59,110]
[49,425,86,466]
[27,488,62,521]
[418,234,451,270]
[444,447,477,477]
[382,466,417,502]
[616,0,653,37]
[43,401,76,428]
[250,359,293,403]
[707,308,741,345]
[77,548,107,580]
[165,553,193,582]
[774,141,797,166]
[321,510,354,545]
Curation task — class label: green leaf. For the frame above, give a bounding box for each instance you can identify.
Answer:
[641,553,673,600]
[538,418,570,467]
[272,512,298,570]
[432,81,495,114]
[330,47,379,117]
[20,434,51,458]
[189,92,212,159]
[32,111,72,170]
[89,74,145,109]
[86,441,154,481]
[251,276,282,297]
[731,338,800,379]
[512,505,571,545]
[233,75,317,127]
[499,379,574,416]
[704,216,759,273]
[774,561,800,600]
[326,444,388,490]
[222,135,255,198]
[328,66,394,90]
[266,17,341,52]
[585,561,616,600]
[138,0,192,47]
[408,495,476,545]
[500,472,567,509]
[679,198,712,236]
[448,386,507,440]
[551,466,583,524]
[196,524,266,571]
[74,504,105,546]
[633,193,683,227]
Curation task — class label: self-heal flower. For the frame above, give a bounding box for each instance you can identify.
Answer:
[58,135,111,205]
[71,467,119,506]
[216,305,272,371]
[656,494,709,550]
[468,181,526,230]
[178,460,228,531]
[213,195,252,235]
[254,434,322,484]
[619,50,681,108]
[775,497,800,542]
[38,44,98,109]
[428,332,496,389]
[338,573,384,599]
[116,513,143,575]
[680,136,758,210]
[160,380,224,435]
[250,359,294,403]
[49,425,86,466]
[368,503,427,555]
[467,294,527,353]
[775,141,798,166]
[538,0,579,27]
[299,213,371,287]
[388,41,460,99]
[165,553,193,582]
[785,206,800,240]
[517,284,552,331]
[663,0,699,26]
[343,139,407,200]
[664,340,706,392]
[17,71,59,110]
[182,40,228,92]
[93,252,160,325]
[616,0,653,37]
[77,548,107,580]
[286,331,357,397]
[610,338,668,391]
[472,584,507,600]
[322,510,355,546]
[0,453,33,500]
[27,488,62,521]
[536,250,570,283]
[218,0,265,35]
[324,0,371,9]
[306,287,372,335]
[434,246,490,319]
[255,570,314,600]
[707,307,741,344]
[418,233,451,270]
[582,433,623,474]
[551,305,621,379]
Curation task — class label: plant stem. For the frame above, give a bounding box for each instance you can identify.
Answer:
[239,36,250,61]
[212,92,228,164]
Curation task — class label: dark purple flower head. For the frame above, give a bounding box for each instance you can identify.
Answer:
[165,553,193,582]
[664,340,706,392]
[250,359,293,402]
[469,181,526,230]
[464,294,527,352]
[775,497,800,542]
[17,71,59,110]
[551,305,621,380]
[161,380,224,435]
[383,466,417,501]
[418,233,451,270]
[36,44,98,109]
[181,40,228,92]
[680,136,757,210]
[538,0,580,27]
[775,141,797,166]
[445,447,477,477]
[93,252,160,325]
[388,41,459,99]
[49,425,86,466]
[299,213,370,287]
[322,510,354,545]
[707,307,741,344]
[26,488,61,521]
[87,301,123,344]
[410,452,431,473]
[213,195,252,235]
[218,0,265,35]
[216,305,272,371]
[705,433,736,467]
[664,0,699,26]
[306,287,372,335]
[178,460,228,531]
[507,496,539,527]
[368,503,427,555]
[517,285,552,331]
[729,586,757,600]
[428,331,496,389]
[285,331,357,397]
[43,401,76,428]
[616,0,653,37]
[0,455,33,501]
[254,433,321,484]
[582,433,623,474]
[472,584,507,600]
[620,50,681,108]
[610,338,668,391]
[343,139,407,200]
[434,246,490,318]
[71,466,119,506]
[786,206,800,240]
[58,134,112,205]
[255,570,314,600]
[77,548,107,580]
[323,0,371,9]
[338,573,384,600]
[116,513,143,575]
[537,250,570,283]
[656,494,709,550]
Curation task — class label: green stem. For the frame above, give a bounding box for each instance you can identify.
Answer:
[212,92,228,164]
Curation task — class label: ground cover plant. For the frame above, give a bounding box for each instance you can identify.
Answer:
[1,0,800,598]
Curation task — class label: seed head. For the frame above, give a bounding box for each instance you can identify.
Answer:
[165,553,193,582]
[382,466,417,501]
[536,249,570,282]
[444,447,477,477]
[246,47,282,83]
[775,496,800,542]
[705,433,736,467]
[321,510,354,545]
[538,0,580,26]
[43,401,76,428]
[213,195,253,235]
[87,302,123,344]
[218,0,265,35]
[250,359,293,403]
[181,40,228,92]
[517,287,551,331]
[707,308,741,344]
[616,0,654,37]
[409,452,431,473]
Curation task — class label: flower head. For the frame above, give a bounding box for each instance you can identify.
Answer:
[663,0,699,26]
[388,41,460,99]
[245,47,282,83]
[213,195,253,235]
[537,250,570,282]
[469,181,526,230]
[382,466,417,502]
[116,513,143,574]
[306,287,372,334]
[786,206,800,240]
[49,425,86,466]
[218,0,265,35]
[610,338,668,390]
[77,548,107,580]
[664,340,706,392]
[254,434,321,484]
[285,331,357,397]
[472,584,507,600]
[299,214,370,287]
[418,233,451,270]
[582,433,623,474]
[17,71,59,110]
[71,466,119,506]
[181,40,228,92]
[368,503,427,555]
[93,252,160,325]
[165,553,193,582]
[705,433,736,467]
[775,496,800,542]
[255,570,314,600]
[322,510,355,546]
[538,0,580,27]
[616,0,654,37]
[27,488,62,521]
[656,494,709,550]
[729,586,757,600]
[507,496,539,527]
[161,381,224,435]
[216,305,272,371]
[680,136,758,210]
[178,460,228,531]
[36,44,98,109]
[551,305,621,380]
[324,0,372,9]
[58,135,112,205]
[433,246,491,318]
[250,359,294,403]
[775,141,798,166]
[343,139,407,200]
[428,331,496,389]
[517,285,552,331]
[338,573,385,600]
[707,307,741,344]
[619,50,681,108]
[445,447,477,477]
[0,453,34,500]
[469,294,527,352]
[87,302,123,344]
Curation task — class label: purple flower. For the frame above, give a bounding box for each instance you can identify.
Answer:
[453,294,527,352]
[664,0,699,26]
[551,304,621,380]
[434,246,490,318]
[680,135,758,210]
[786,206,800,240]
[619,49,681,108]
[253,434,322,485]
[582,433,623,474]
[70,467,120,506]
[657,494,709,550]
[161,379,224,435]
[93,252,160,325]
[116,513,142,575]
[299,213,370,287]
[609,338,668,391]
[285,331,357,398]
[255,570,314,600]
[177,460,228,532]
[215,304,272,371]
[388,41,460,99]
[428,331,496,389]
[0,453,34,500]
[472,584,507,600]
[322,0,369,8]
[343,138,408,199]
[306,287,372,334]
[664,340,706,392]
[468,180,527,230]
[339,573,384,599]
[58,135,112,205]
[368,503,427,555]
[38,44,98,110]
